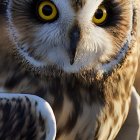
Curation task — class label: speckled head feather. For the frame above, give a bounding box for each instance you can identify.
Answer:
[5,0,135,80]
[71,0,86,11]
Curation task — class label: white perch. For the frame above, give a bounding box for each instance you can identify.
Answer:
[0,93,56,140]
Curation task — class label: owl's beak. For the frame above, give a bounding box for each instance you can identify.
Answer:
[69,25,80,65]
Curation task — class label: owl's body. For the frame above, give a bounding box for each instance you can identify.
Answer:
[0,0,140,140]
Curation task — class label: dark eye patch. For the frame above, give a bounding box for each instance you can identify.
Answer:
[22,0,58,24]
[99,0,123,27]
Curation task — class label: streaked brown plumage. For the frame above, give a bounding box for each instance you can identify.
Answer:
[0,0,140,140]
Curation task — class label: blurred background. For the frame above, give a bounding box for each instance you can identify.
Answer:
[134,23,140,94]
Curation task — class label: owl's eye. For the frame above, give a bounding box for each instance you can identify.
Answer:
[37,1,58,22]
[92,5,107,25]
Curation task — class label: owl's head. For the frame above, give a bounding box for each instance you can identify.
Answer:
[7,0,135,78]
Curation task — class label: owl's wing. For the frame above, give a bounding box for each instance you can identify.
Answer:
[0,93,56,140]
[116,87,140,140]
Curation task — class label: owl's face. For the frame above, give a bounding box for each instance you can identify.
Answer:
[7,0,133,76]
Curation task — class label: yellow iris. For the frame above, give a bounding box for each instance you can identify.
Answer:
[93,5,107,25]
[38,1,58,21]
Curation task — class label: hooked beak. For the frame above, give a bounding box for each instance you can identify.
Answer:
[69,24,80,65]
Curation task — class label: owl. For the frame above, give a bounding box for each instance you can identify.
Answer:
[0,0,140,140]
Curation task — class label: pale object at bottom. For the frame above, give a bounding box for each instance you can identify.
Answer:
[0,93,56,140]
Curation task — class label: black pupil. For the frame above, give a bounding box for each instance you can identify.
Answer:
[95,9,104,19]
[42,5,53,16]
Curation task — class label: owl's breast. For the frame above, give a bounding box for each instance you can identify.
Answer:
[0,41,138,140]
[54,81,131,140]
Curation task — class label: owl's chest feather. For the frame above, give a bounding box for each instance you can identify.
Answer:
[0,70,131,140]
[54,81,131,140]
